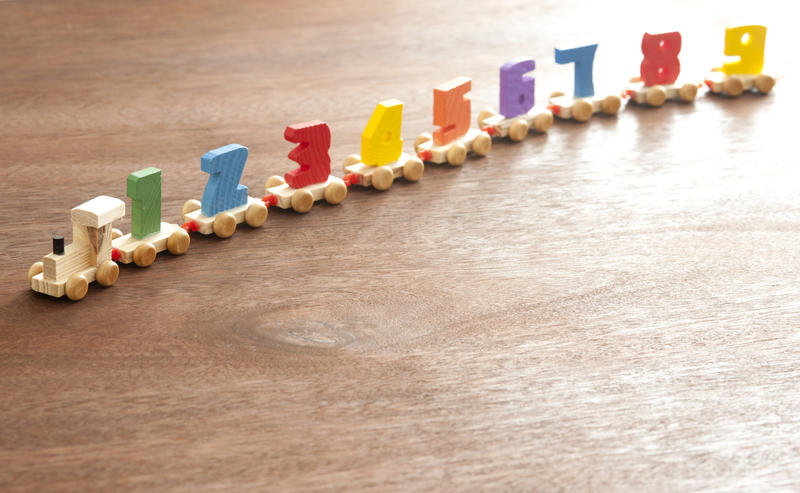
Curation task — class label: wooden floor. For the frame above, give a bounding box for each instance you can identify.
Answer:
[1,0,798,490]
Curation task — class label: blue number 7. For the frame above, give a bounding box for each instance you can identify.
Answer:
[555,44,598,98]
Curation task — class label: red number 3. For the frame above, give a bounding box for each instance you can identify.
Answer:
[433,77,471,146]
[284,120,331,189]
[640,32,681,86]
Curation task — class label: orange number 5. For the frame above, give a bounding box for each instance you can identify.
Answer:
[433,77,471,146]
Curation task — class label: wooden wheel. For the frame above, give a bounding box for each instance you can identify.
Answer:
[133,242,157,267]
[182,199,201,216]
[264,175,285,194]
[446,143,467,166]
[324,180,347,204]
[533,111,553,133]
[245,201,268,227]
[508,119,529,142]
[754,74,775,94]
[372,165,394,191]
[342,154,361,173]
[414,133,432,153]
[723,76,744,97]
[167,229,190,255]
[472,133,491,156]
[402,157,424,182]
[27,261,43,283]
[291,189,314,213]
[213,212,237,238]
[572,99,593,122]
[66,273,88,301]
[645,86,667,107]
[477,108,497,129]
[111,228,123,240]
[96,260,119,287]
[679,83,698,102]
[549,91,565,99]
[602,95,622,114]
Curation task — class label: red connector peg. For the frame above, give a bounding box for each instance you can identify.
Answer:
[547,104,561,116]
[111,248,121,262]
[262,194,278,206]
[418,150,433,161]
[484,126,495,136]
[342,173,358,187]
[181,220,198,232]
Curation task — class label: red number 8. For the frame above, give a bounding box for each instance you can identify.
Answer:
[640,32,681,86]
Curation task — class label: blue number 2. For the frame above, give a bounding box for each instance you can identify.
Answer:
[555,44,598,98]
[200,144,249,216]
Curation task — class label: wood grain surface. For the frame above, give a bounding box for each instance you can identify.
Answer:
[1,0,798,490]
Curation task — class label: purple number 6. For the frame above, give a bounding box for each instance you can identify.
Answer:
[500,57,536,118]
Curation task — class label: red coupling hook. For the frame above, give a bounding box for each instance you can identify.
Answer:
[181,220,198,232]
[343,173,360,187]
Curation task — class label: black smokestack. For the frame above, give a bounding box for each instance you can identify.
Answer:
[53,235,65,255]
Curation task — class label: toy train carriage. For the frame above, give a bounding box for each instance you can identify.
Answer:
[624,32,699,107]
[549,44,622,122]
[181,144,268,238]
[341,99,424,190]
[28,196,125,301]
[415,77,492,166]
[112,167,190,267]
[262,120,348,213]
[706,25,777,97]
[477,57,554,142]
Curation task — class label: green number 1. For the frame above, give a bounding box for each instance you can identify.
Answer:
[127,167,162,239]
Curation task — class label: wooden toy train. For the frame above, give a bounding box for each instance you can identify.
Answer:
[27,25,779,300]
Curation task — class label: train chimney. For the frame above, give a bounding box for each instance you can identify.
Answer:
[53,235,65,255]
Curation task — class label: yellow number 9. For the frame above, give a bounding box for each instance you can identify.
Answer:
[722,25,766,75]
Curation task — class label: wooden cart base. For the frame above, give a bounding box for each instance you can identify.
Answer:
[264,175,347,213]
[705,71,776,97]
[626,78,699,106]
[548,92,621,122]
[342,153,423,190]
[182,196,267,236]
[414,128,491,166]
[112,222,189,266]
[478,106,553,141]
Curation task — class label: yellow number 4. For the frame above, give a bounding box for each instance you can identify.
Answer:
[361,99,403,166]
[722,25,766,76]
